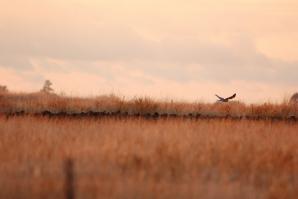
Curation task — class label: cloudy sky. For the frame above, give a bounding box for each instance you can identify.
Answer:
[0,0,297,102]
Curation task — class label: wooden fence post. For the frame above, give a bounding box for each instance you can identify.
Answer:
[64,158,75,199]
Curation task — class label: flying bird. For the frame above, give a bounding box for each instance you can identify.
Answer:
[215,93,236,102]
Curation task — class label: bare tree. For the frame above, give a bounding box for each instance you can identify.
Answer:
[0,85,8,93]
[40,80,54,93]
[290,92,298,103]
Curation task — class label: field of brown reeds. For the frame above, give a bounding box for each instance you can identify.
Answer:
[0,91,298,199]
[0,116,297,199]
[0,92,297,120]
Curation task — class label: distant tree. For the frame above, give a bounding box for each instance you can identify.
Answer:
[0,85,8,93]
[290,92,298,103]
[40,80,54,93]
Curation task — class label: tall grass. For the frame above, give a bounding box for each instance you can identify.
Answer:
[0,92,297,118]
[0,116,297,199]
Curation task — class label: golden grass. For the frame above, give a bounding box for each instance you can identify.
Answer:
[0,92,297,118]
[0,116,297,199]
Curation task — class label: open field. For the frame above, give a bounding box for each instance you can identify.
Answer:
[0,92,298,121]
[0,116,297,199]
[2,1,298,199]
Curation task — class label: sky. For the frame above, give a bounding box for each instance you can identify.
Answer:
[0,0,297,103]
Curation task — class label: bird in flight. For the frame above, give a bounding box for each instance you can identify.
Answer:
[215,93,236,102]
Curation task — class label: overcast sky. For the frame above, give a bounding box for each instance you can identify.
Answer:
[0,0,297,102]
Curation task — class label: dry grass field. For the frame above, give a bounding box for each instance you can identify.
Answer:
[0,115,297,199]
[1,92,298,120]
[2,0,298,198]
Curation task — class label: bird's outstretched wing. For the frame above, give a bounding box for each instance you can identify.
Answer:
[225,93,236,100]
[215,94,224,100]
